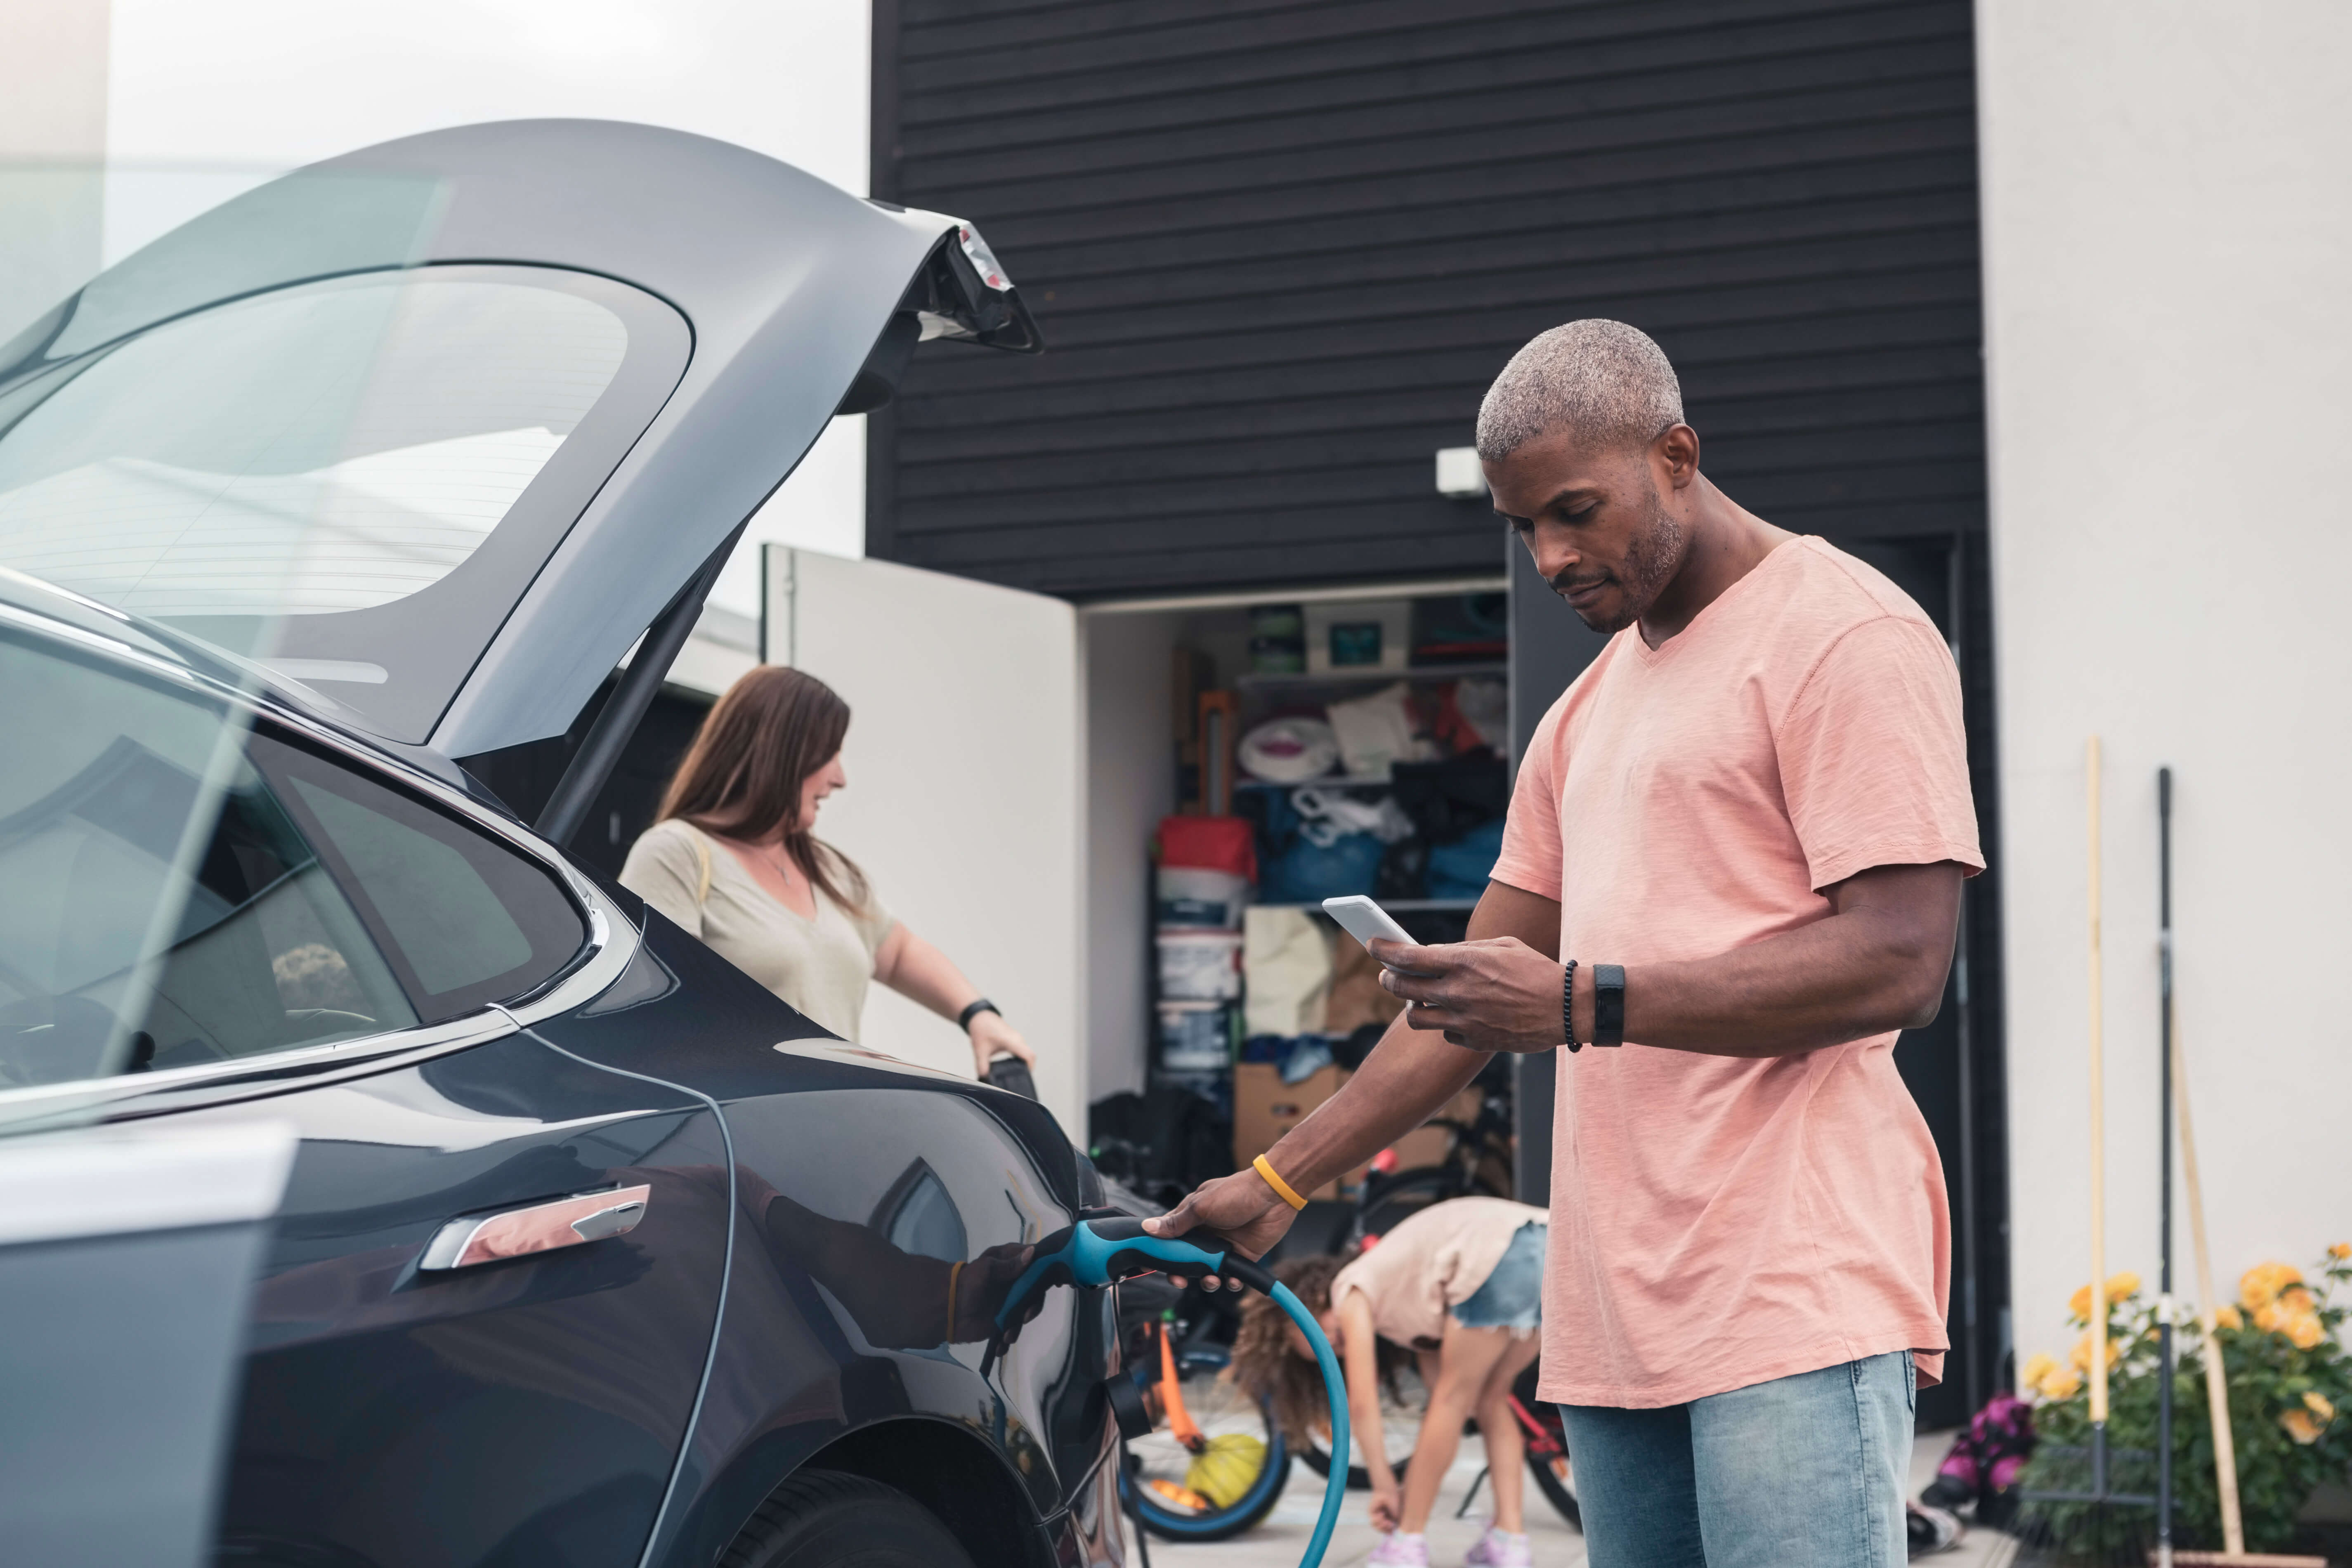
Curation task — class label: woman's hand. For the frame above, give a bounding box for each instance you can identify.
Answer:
[1369,1475,1403,1533]
[969,1011,1034,1079]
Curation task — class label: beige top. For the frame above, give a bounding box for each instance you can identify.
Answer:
[620,818,895,1041]
[1331,1196,1547,1351]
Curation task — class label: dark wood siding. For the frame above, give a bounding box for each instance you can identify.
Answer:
[871,0,1986,600]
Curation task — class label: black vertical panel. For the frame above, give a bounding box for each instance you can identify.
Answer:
[874,0,1986,600]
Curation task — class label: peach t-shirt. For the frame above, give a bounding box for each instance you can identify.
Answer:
[1492,536,1982,1409]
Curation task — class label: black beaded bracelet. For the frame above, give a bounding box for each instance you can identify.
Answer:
[1561,959,1580,1052]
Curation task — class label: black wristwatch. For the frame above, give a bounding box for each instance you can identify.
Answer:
[1592,964,1626,1047]
[957,998,1001,1032]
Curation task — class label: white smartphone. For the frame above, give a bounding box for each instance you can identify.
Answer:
[1320,895,1415,956]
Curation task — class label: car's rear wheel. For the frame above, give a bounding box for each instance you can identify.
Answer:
[720,1470,976,1568]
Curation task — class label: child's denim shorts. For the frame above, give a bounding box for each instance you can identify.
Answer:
[1450,1219,1547,1332]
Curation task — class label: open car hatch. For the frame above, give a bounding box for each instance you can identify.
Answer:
[0,119,1040,758]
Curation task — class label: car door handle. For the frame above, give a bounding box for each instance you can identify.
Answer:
[419,1184,651,1271]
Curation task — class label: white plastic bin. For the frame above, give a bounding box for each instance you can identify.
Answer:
[1155,866,1250,930]
[1156,1002,1236,1071]
[1155,930,1245,1000]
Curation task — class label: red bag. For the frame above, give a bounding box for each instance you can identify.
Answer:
[1156,815,1256,883]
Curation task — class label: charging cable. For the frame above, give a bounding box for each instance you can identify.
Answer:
[992,1217,1348,1568]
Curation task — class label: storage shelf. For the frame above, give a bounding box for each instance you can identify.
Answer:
[1233,773,1396,791]
[1233,661,1506,691]
[1256,898,1479,912]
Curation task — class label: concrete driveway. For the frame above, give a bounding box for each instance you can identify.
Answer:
[1129,1429,2019,1567]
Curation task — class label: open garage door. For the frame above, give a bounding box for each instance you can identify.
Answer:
[763,546,1083,1130]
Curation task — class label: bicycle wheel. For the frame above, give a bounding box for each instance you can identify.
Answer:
[1356,1166,1491,1241]
[1511,1363,1580,1529]
[1121,1355,1292,1542]
[1299,1360,1427,1488]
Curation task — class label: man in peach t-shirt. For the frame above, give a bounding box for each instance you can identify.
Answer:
[1153,320,1981,1567]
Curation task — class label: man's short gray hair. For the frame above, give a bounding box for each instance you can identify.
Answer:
[1475,320,1685,461]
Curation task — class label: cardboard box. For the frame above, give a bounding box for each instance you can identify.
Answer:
[1232,1064,1496,1202]
[1232,1063,1357,1200]
[1386,1084,1488,1172]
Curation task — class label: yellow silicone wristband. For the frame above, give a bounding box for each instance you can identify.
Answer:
[1253,1154,1309,1211]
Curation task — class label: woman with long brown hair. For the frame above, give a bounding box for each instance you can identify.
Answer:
[620,665,1036,1077]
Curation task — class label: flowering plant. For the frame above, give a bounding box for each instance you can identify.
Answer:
[2017,1244,2352,1553]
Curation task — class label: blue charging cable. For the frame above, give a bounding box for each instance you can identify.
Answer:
[995,1217,1348,1568]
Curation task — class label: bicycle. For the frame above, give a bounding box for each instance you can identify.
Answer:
[1353,1057,1516,1242]
[1116,1287,1292,1542]
[1299,1360,1580,1530]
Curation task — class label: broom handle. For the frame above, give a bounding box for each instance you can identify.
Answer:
[2172,1000,2246,1555]
[2088,737,2109,1426]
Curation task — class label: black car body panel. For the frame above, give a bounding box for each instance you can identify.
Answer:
[533,914,1114,1568]
[189,1035,731,1567]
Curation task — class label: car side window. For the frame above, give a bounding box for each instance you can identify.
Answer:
[250,735,587,1023]
[0,634,418,1086]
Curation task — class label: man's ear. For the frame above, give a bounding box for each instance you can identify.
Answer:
[1655,423,1701,490]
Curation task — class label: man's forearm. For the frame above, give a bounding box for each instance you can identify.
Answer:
[1262,1015,1488,1193]
[1377,861,1964,1060]
[1568,864,1962,1056]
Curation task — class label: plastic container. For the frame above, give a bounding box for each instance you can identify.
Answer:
[1157,814,1257,882]
[1155,866,1250,930]
[1156,931,1245,1000]
[1157,1001,1237,1071]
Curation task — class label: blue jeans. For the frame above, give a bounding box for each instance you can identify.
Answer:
[1559,1351,1915,1568]
[1452,1221,1545,1332]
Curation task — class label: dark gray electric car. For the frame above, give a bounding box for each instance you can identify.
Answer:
[0,121,1125,1568]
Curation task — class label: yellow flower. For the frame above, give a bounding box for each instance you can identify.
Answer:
[2281,1408,2324,1445]
[2069,1334,2121,1370]
[2021,1353,2057,1389]
[2215,1304,2244,1330]
[2328,1242,2349,1261]
[2255,1301,2291,1335]
[2070,1282,2095,1322]
[2107,1271,2141,1301]
[2287,1313,2324,1351]
[2305,1391,2336,1424]
[2281,1287,2315,1314]
[2038,1365,2083,1400]
[2242,1261,2303,1312]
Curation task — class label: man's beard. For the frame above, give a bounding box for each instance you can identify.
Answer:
[1555,495,1684,633]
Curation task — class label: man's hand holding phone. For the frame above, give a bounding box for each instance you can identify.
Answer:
[1328,895,1568,1054]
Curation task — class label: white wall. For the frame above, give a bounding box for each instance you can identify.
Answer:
[1979,0,2352,1373]
[1081,609,1183,1101]
[96,0,873,616]
[772,549,1087,1132]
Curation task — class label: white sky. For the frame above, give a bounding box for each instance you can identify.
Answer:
[104,0,876,609]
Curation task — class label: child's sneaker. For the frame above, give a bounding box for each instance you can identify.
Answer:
[1464,1525,1533,1567]
[1367,1532,1429,1566]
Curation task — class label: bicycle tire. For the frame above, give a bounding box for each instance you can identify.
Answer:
[1355,1165,1502,1240]
[1526,1446,1581,1530]
[1120,1342,1291,1544]
[1299,1438,1405,1491]
[1122,1432,1291,1542]
[1512,1363,1581,1530]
